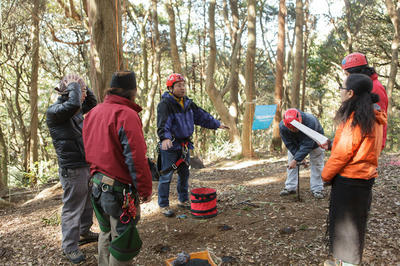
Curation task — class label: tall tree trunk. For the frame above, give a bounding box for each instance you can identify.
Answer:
[300,0,309,111]
[142,0,161,133]
[140,12,150,103]
[291,0,303,108]
[343,0,353,53]
[270,0,286,152]
[227,0,241,124]
[29,0,41,184]
[385,0,400,118]
[205,0,241,153]
[165,0,182,74]
[242,0,256,158]
[0,125,8,193]
[88,0,123,101]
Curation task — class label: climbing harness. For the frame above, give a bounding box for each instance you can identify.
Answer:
[120,189,137,224]
[159,141,189,175]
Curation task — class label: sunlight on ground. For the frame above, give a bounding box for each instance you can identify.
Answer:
[244,176,282,186]
[216,158,285,170]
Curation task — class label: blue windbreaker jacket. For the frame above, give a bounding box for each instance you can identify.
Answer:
[157,92,220,150]
[279,110,324,162]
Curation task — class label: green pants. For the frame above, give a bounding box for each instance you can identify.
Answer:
[91,177,142,265]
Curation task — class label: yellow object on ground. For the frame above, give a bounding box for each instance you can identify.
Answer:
[165,250,216,266]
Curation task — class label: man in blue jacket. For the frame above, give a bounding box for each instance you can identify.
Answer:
[157,73,229,217]
[46,74,98,264]
[279,108,325,199]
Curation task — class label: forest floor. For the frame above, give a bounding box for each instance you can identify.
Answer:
[0,153,399,265]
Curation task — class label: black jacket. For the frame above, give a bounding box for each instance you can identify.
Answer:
[46,82,97,169]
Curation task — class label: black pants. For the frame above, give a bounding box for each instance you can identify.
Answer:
[329,175,374,264]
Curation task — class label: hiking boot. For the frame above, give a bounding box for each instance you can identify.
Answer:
[178,201,191,210]
[79,230,99,245]
[312,190,324,199]
[160,206,175,217]
[279,188,296,196]
[64,249,85,264]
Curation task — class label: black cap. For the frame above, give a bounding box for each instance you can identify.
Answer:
[110,71,136,91]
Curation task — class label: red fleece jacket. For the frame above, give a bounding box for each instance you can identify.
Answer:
[83,95,152,198]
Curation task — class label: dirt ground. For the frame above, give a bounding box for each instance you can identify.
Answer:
[0,153,399,265]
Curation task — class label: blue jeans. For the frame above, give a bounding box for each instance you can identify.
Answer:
[158,149,190,207]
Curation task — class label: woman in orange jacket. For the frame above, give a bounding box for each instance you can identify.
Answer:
[321,73,387,266]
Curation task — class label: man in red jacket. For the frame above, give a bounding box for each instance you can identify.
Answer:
[83,71,152,265]
[341,52,388,149]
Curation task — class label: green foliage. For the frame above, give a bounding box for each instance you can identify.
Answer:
[42,212,61,226]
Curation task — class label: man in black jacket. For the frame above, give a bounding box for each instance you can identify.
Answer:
[46,74,98,264]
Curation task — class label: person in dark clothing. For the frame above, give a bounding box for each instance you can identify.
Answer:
[157,73,229,217]
[279,108,325,199]
[83,71,152,265]
[46,74,98,264]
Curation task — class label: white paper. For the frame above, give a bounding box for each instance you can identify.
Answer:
[290,120,328,145]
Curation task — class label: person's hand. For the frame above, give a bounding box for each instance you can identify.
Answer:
[319,139,331,150]
[287,159,298,169]
[219,124,230,130]
[161,139,173,150]
[60,74,86,93]
[140,193,152,203]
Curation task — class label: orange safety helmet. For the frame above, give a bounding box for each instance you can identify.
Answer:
[341,53,368,70]
[283,108,302,131]
[166,73,185,88]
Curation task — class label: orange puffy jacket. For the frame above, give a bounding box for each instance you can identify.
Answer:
[321,109,387,182]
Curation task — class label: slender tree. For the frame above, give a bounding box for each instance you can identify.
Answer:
[29,0,41,184]
[165,0,182,73]
[242,0,256,158]
[270,0,286,151]
[300,0,310,111]
[385,0,400,117]
[205,0,241,152]
[291,0,303,108]
[142,0,162,133]
[0,126,8,193]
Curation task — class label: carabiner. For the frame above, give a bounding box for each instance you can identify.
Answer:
[120,210,130,224]
[101,183,109,192]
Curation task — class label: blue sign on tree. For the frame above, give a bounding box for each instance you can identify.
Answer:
[252,105,277,130]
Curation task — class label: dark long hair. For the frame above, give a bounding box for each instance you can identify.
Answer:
[334,73,379,135]
[345,65,376,77]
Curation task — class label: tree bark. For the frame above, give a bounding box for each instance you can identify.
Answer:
[241,0,256,158]
[29,0,41,184]
[270,0,286,152]
[165,0,182,74]
[205,0,241,152]
[385,0,400,117]
[291,0,303,109]
[88,0,124,101]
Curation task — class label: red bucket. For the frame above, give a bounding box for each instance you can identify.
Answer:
[190,188,217,219]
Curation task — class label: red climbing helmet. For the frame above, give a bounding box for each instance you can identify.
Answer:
[283,108,302,130]
[166,73,185,88]
[341,53,368,70]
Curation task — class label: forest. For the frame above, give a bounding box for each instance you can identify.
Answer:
[0,0,399,265]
